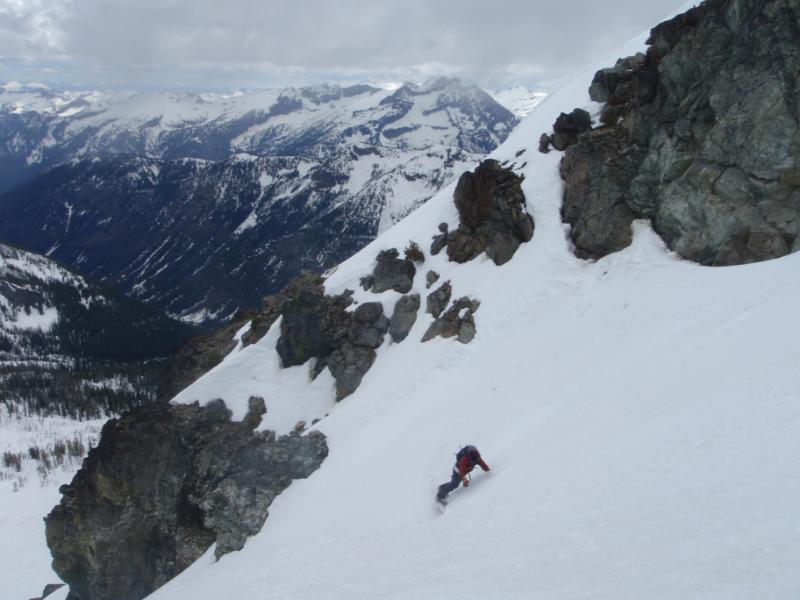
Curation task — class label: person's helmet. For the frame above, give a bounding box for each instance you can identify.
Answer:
[468,447,480,461]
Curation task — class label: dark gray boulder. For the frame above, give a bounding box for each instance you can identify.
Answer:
[327,343,377,400]
[425,270,440,289]
[426,281,452,319]
[560,128,647,258]
[276,289,350,367]
[348,302,390,349]
[559,0,800,266]
[366,249,416,293]
[430,223,449,255]
[276,291,390,399]
[551,109,594,151]
[422,297,481,344]
[45,399,327,600]
[445,160,534,265]
[389,294,421,343]
[161,270,326,400]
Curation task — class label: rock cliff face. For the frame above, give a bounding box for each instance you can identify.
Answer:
[45,398,327,600]
[553,0,800,265]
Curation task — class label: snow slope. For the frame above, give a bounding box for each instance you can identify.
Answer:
[154,6,800,599]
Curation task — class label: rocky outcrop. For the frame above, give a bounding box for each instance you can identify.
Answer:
[360,249,416,294]
[326,302,390,399]
[161,271,324,400]
[425,270,440,289]
[556,0,800,265]
[276,288,352,368]
[432,160,534,265]
[539,109,593,152]
[45,399,327,600]
[275,282,391,399]
[426,281,452,319]
[422,297,481,344]
[389,294,421,342]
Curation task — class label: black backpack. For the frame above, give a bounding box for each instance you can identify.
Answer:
[457,445,479,463]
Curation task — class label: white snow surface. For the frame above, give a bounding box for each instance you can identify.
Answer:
[158,7,800,599]
[490,86,548,117]
[0,409,105,600]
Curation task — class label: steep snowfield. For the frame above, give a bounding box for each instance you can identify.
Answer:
[490,86,548,117]
[156,8,800,599]
[0,413,104,600]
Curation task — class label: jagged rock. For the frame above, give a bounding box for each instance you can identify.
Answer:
[551,109,593,151]
[538,133,552,154]
[430,223,449,255]
[445,160,534,265]
[275,292,390,398]
[161,271,325,400]
[426,282,452,319]
[422,297,481,343]
[348,302,390,349]
[560,128,647,258]
[560,0,800,266]
[327,343,377,400]
[45,400,327,600]
[359,274,375,291]
[368,249,416,293]
[243,396,267,429]
[589,53,656,109]
[389,294,421,342]
[425,270,440,289]
[276,289,350,367]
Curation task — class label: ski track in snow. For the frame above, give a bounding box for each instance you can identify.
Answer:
[9,2,800,598]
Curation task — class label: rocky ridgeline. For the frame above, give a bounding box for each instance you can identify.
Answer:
[543,0,800,265]
[45,398,327,600]
[44,158,532,600]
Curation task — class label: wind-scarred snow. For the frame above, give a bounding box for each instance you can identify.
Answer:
[154,6,800,598]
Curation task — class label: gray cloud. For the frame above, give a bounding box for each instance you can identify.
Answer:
[0,0,690,90]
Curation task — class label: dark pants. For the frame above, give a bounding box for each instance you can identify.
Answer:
[437,469,461,500]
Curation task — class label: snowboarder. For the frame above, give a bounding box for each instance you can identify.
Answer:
[436,445,490,505]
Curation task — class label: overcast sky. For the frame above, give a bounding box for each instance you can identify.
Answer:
[0,0,689,92]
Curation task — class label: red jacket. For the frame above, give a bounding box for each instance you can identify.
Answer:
[456,455,490,480]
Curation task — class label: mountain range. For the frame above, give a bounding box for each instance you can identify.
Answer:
[0,78,517,323]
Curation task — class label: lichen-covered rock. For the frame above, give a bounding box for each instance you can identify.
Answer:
[45,399,328,600]
[560,0,800,266]
[422,297,481,344]
[426,281,452,319]
[365,249,416,293]
[445,160,534,265]
[389,294,421,343]
[560,128,647,258]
